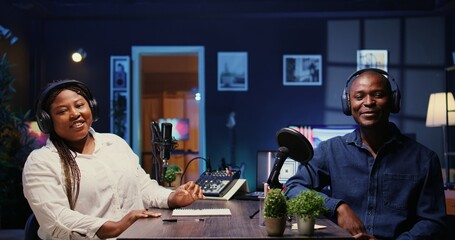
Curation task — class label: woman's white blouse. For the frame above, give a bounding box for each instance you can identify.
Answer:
[22,129,172,239]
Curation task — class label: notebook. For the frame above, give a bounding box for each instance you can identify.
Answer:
[172,208,231,216]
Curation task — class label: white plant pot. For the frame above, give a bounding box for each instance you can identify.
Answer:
[296,215,315,236]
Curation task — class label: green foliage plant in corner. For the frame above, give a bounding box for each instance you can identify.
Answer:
[0,25,38,228]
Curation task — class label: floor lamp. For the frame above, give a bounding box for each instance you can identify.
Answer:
[426,92,455,187]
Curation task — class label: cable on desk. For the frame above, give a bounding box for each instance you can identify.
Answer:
[180,156,210,185]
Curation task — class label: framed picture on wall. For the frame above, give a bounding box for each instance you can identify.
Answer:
[218,52,248,91]
[283,54,322,86]
[110,56,130,144]
[111,56,130,89]
[357,50,388,71]
[111,90,129,143]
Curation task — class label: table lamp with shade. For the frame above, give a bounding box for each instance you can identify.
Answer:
[426,92,455,186]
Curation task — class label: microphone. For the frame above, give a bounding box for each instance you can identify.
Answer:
[160,122,174,161]
[266,146,289,189]
[151,121,162,146]
[266,127,314,189]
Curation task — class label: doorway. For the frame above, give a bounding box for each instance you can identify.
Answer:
[131,46,206,180]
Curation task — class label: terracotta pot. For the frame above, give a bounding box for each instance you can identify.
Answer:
[296,215,315,236]
[264,217,287,236]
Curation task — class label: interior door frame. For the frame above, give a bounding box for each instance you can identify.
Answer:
[131,46,206,174]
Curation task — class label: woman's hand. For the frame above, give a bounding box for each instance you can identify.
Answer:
[168,181,205,208]
[96,209,161,238]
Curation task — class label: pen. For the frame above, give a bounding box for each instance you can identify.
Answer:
[162,218,205,222]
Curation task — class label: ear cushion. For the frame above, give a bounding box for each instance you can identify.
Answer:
[35,80,99,134]
[390,85,401,113]
[341,87,351,116]
[36,108,52,134]
[341,68,401,116]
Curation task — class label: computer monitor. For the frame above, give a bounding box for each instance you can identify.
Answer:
[256,124,357,191]
[26,121,48,147]
[288,124,357,148]
[256,151,299,191]
[157,118,190,141]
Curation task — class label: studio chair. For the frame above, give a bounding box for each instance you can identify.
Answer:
[24,213,40,240]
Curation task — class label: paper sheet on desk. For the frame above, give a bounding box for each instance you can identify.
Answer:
[291,223,326,230]
[172,208,232,216]
[204,179,248,201]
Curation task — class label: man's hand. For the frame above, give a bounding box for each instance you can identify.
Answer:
[168,181,205,208]
[336,203,369,236]
[353,233,377,240]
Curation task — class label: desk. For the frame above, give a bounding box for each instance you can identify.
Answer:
[118,199,353,239]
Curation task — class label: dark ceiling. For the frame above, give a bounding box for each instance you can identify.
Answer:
[6,0,455,19]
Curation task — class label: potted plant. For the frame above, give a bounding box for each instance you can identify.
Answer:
[163,164,181,187]
[287,189,327,236]
[263,188,288,236]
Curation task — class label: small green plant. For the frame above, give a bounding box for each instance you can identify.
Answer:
[263,188,288,218]
[163,164,181,186]
[287,190,327,220]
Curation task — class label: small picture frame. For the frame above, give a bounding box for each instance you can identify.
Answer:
[111,56,130,90]
[357,50,388,71]
[218,52,248,91]
[283,54,322,86]
[110,56,130,144]
[111,90,129,143]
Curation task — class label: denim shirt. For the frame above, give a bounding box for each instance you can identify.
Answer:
[284,123,447,239]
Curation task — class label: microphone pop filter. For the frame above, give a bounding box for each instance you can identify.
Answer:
[276,128,314,164]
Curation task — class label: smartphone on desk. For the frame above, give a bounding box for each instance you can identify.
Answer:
[232,191,264,201]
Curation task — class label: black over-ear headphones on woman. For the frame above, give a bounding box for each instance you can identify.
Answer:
[341,68,401,116]
[35,80,99,134]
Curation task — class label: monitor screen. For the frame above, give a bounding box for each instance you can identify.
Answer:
[256,124,357,191]
[158,118,190,141]
[288,125,356,148]
[26,121,48,147]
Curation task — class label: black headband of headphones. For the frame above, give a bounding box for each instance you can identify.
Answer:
[35,79,99,133]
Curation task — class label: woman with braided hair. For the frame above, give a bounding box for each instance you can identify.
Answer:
[23,80,205,239]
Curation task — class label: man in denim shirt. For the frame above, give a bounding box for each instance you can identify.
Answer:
[284,69,447,239]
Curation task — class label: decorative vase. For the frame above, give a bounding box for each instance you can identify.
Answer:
[264,217,287,236]
[296,215,315,236]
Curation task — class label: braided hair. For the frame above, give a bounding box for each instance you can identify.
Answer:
[42,83,93,210]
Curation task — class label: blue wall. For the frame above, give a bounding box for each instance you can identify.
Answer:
[2,3,455,191]
[35,17,330,189]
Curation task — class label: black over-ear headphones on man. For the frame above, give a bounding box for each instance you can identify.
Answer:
[341,68,401,116]
[35,79,99,134]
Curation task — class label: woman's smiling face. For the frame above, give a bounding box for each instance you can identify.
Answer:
[49,89,93,144]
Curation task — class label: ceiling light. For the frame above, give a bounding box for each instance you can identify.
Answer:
[72,48,87,63]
